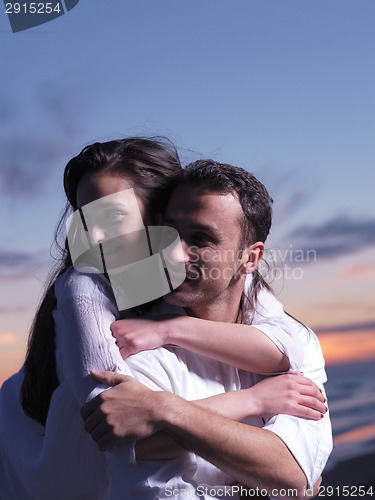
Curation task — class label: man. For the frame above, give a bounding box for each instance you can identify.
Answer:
[82,160,332,499]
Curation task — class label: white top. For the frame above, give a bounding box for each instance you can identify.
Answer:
[0,270,332,499]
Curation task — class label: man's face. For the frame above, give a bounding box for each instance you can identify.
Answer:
[163,184,248,309]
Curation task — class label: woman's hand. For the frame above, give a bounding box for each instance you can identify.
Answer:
[186,373,327,422]
[245,373,327,420]
[110,316,176,359]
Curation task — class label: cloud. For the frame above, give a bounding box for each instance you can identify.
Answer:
[0,332,18,346]
[256,166,316,225]
[0,250,35,266]
[318,330,375,365]
[0,249,51,281]
[315,320,375,335]
[0,143,57,199]
[0,305,27,314]
[0,343,26,386]
[288,215,375,260]
[335,264,375,280]
[273,190,314,223]
[293,216,375,241]
[0,82,85,199]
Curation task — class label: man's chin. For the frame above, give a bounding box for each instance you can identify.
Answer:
[164,286,198,308]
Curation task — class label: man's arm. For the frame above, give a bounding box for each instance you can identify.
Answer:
[81,371,310,498]
[163,396,309,496]
[135,372,326,460]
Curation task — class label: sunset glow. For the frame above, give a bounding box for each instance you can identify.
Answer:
[318,331,375,365]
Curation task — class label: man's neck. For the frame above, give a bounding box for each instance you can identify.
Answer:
[186,290,243,324]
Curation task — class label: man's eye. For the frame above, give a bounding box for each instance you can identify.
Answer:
[193,233,212,245]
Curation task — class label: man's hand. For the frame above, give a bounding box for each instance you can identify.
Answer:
[111,316,175,359]
[80,370,165,451]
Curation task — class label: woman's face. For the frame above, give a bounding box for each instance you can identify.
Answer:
[76,172,148,270]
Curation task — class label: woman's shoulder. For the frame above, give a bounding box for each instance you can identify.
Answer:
[54,267,113,304]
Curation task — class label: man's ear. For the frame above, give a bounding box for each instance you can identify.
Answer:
[240,241,265,274]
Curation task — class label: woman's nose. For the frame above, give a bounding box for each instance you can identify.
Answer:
[89,224,106,245]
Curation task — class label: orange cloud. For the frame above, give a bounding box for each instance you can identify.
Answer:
[334,422,375,446]
[0,331,17,346]
[335,263,375,281]
[0,332,25,387]
[318,330,375,365]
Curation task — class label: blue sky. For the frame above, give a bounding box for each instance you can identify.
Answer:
[1,0,375,380]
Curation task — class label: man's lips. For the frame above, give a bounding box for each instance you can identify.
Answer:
[167,265,199,281]
[184,266,201,279]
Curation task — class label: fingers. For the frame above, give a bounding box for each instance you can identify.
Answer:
[289,374,326,403]
[278,374,328,419]
[90,370,129,386]
[91,420,111,443]
[294,406,324,421]
[295,381,325,400]
[298,395,327,415]
[110,320,129,345]
[81,398,115,451]
[97,433,115,452]
[83,408,102,434]
[285,398,326,420]
[80,394,102,421]
[81,372,129,422]
[87,418,115,451]
[113,331,139,353]
[113,335,126,349]
[110,320,121,337]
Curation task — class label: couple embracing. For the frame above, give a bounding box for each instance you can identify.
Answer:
[0,137,332,499]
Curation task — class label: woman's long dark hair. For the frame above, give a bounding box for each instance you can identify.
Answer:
[21,137,182,425]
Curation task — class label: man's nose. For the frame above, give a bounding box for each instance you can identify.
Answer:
[170,238,190,264]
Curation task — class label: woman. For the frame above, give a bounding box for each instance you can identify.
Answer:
[0,137,325,499]
[1,137,183,500]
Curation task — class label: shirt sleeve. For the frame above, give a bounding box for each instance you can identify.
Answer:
[54,270,136,463]
[262,322,333,491]
[54,271,130,405]
[264,408,332,492]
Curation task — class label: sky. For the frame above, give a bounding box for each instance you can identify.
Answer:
[0,0,375,384]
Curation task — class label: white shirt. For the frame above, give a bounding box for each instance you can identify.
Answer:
[0,269,332,499]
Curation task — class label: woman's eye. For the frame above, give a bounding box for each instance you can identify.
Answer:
[106,211,126,222]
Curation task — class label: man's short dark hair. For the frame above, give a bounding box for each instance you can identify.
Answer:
[181,159,273,249]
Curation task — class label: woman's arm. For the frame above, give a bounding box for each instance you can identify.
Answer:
[111,315,290,373]
[55,272,127,406]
